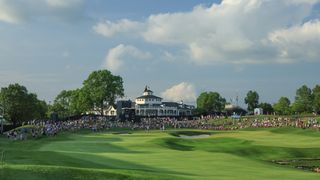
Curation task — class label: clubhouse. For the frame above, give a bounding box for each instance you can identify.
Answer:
[134,86,195,117]
[89,86,195,120]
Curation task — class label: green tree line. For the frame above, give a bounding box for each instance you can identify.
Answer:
[49,69,124,119]
[0,84,47,126]
[1,70,319,125]
[196,84,320,115]
[0,69,124,125]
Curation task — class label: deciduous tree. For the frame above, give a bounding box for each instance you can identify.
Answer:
[244,90,259,112]
[197,92,226,114]
[0,84,47,125]
[312,85,320,114]
[51,90,74,119]
[258,102,273,115]
[292,85,313,113]
[273,97,291,115]
[82,70,124,115]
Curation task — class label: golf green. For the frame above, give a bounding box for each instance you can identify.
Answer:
[1,128,320,179]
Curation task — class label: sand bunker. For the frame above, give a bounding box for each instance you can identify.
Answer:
[272,158,320,173]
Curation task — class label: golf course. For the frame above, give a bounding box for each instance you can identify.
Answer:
[0,128,320,180]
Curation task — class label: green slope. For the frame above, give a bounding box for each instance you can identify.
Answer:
[0,128,320,179]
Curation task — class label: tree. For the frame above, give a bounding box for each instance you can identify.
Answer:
[69,88,91,115]
[258,102,273,115]
[292,85,313,114]
[29,93,48,119]
[312,85,320,114]
[273,97,291,115]
[52,90,74,119]
[196,92,226,114]
[244,90,259,112]
[0,83,47,125]
[82,70,124,115]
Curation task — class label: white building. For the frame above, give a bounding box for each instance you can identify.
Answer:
[104,106,117,116]
[87,105,117,117]
[254,108,263,115]
[135,86,194,117]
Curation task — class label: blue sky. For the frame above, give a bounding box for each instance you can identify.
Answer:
[0,0,320,107]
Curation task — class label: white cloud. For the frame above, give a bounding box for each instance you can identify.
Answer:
[284,0,320,5]
[93,19,143,38]
[161,82,197,103]
[268,20,320,63]
[0,0,84,24]
[94,0,320,65]
[0,0,31,23]
[163,51,175,62]
[103,44,151,72]
[46,0,82,8]
[0,8,19,23]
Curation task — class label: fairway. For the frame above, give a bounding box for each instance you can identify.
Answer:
[1,128,320,180]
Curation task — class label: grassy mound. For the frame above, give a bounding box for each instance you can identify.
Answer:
[1,128,320,179]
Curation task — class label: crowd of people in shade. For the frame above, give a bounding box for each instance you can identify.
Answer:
[4,115,320,140]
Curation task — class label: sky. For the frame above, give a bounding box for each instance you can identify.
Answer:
[0,0,320,107]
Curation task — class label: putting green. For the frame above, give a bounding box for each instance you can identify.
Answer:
[1,128,320,179]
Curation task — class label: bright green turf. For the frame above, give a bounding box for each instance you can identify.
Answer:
[1,128,320,179]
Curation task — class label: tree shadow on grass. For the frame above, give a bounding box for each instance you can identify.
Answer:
[204,138,320,160]
[0,165,140,180]
[162,138,194,151]
[38,137,146,154]
[169,131,212,137]
[1,132,136,154]
[269,127,320,137]
[159,136,320,161]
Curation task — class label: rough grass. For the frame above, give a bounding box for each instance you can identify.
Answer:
[0,128,320,179]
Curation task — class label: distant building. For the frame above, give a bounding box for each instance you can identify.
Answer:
[104,106,117,117]
[254,108,263,115]
[85,86,195,120]
[116,100,135,121]
[135,86,194,117]
[87,105,117,117]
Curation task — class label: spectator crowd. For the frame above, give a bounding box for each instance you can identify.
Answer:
[3,115,320,140]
